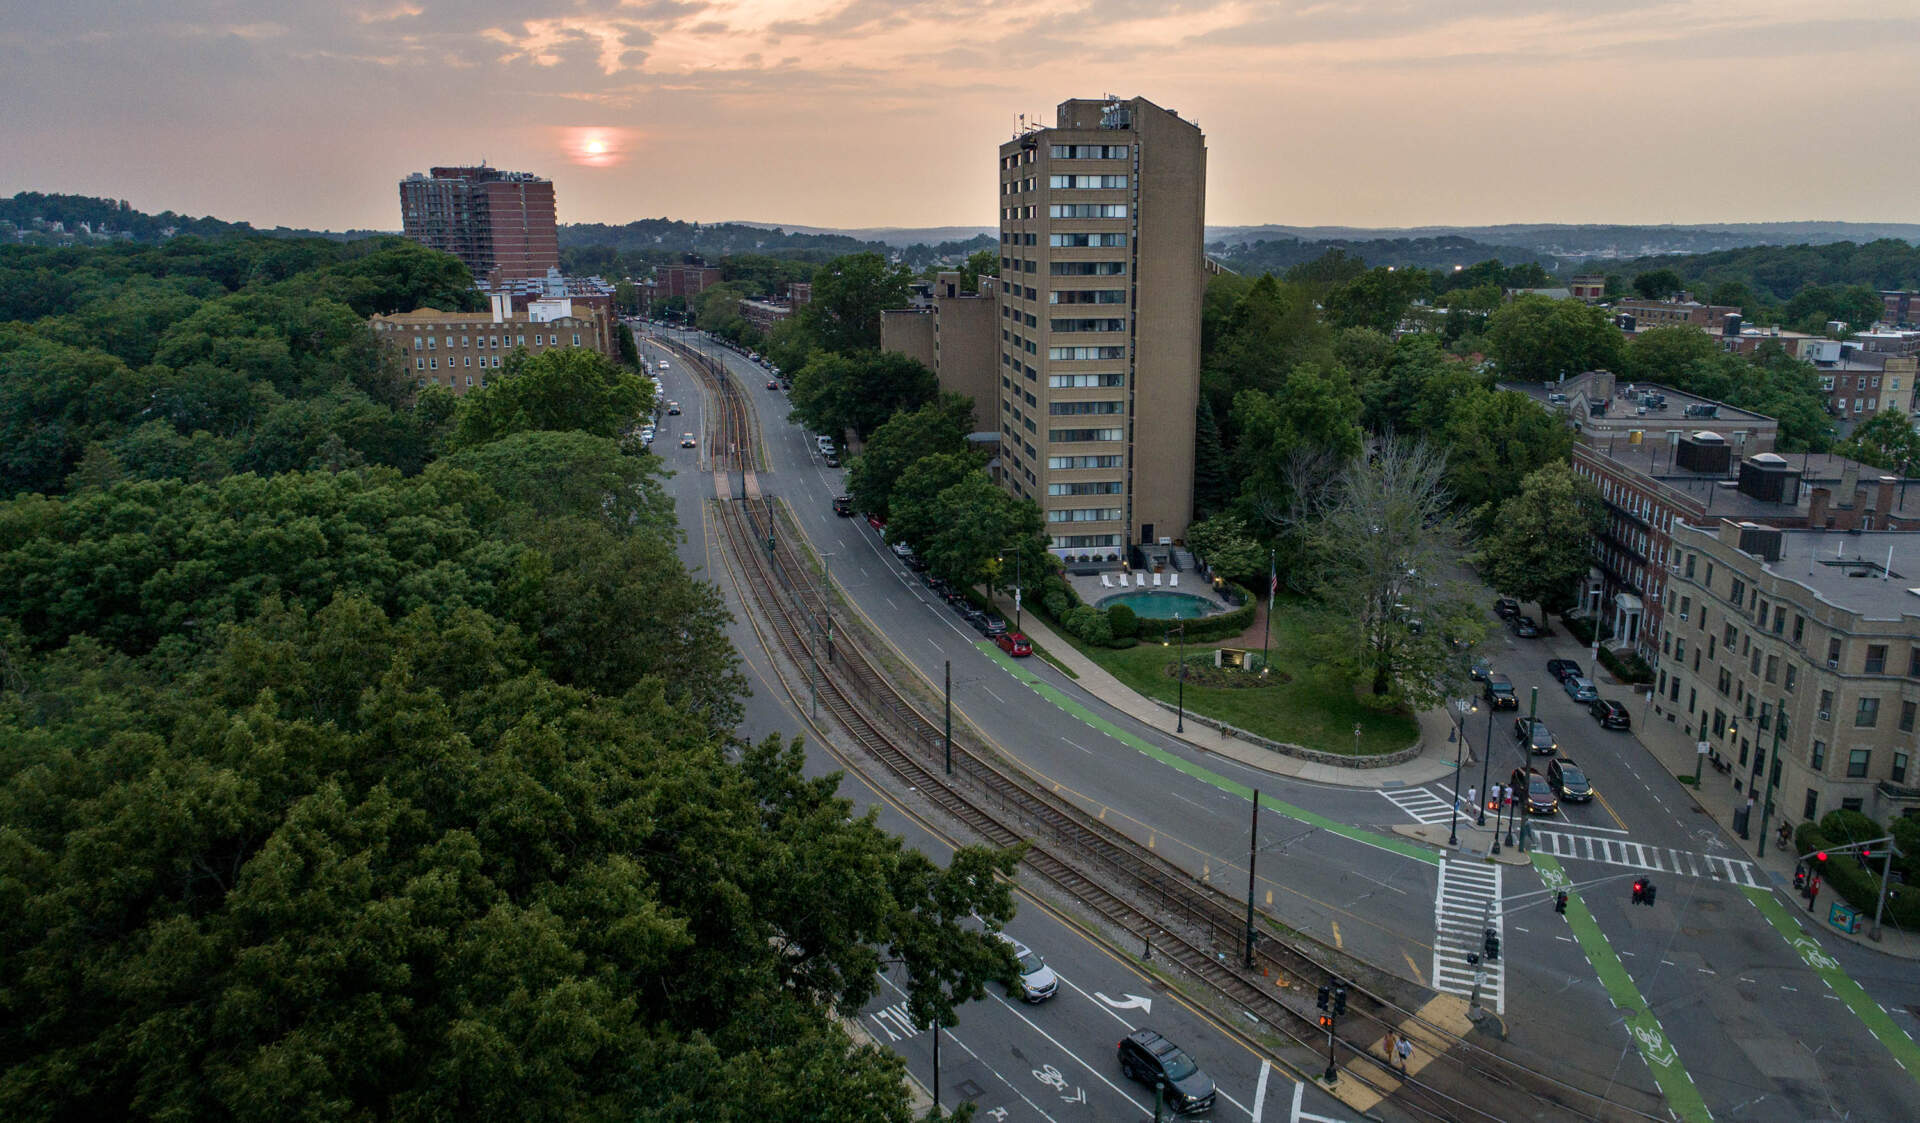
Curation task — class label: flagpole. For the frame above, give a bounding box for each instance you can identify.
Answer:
[1261,549,1275,672]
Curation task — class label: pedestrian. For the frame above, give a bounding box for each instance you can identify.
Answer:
[1503,784,1515,812]
[1466,786,1477,816]
[1396,1035,1413,1071]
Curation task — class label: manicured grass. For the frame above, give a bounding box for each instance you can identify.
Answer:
[1057,600,1417,756]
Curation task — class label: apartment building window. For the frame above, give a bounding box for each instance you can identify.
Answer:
[1050,261,1126,276]
[1772,606,1785,634]
[1866,644,1888,674]
[1725,623,1738,648]
[427,336,437,350]
[1047,507,1124,523]
[1049,144,1129,158]
[1049,345,1127,360]
[1784,665,1797,692]
[572,333,581,346]
[1051,534,1120,549]
[1855,696,1881,727]
[1049,203,1127,218]
[1819,689,1834,719]
[1793,615,1805,644]
[1712,709,1727,736]
[1049,233,1128,248]
[1048,481,1124,496]
[1730,578,1745,605]
[1896,752,1911,784]
[1051,289,1127,305]
[1811,740,1826,770]
[416,358,426,370]
[1804,789,1819,820]
[1847,749,1872,778]
[1684,553,1696,578]
[1048,454,1124,469]
[1749,649,1762,676]
[1827,637,1842,666]
[1901,700,1917,733]
[1764,655,1778,683]
[1050,318,1127,332]
[430,358,438,370]
[1679,596,1690,620]
[1050,373,1125,388]
[1048,174,1128,189]
[1048,427,1123,443]
[1049,400,1123,415]
[463,357,471,367]
[1674,637,1686,661]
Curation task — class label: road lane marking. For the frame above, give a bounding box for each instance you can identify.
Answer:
[1251,1060,1271,1122]
[1288,1080,1303,1123]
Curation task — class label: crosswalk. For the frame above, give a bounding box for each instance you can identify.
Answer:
[1528,828,1763,887]
[1381,786,1460,825]
[1431,857,1504,1013]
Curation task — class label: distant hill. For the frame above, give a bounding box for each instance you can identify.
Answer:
[559,218,993,269]
[1,191,387,245]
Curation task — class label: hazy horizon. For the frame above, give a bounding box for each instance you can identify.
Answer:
[5,2,1918,233]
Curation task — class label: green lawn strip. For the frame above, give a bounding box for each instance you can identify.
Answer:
[1743,886,1920,1080]
[1048,608,1417,757]
[982,644,1438,866]
[1532,855,1713,1123]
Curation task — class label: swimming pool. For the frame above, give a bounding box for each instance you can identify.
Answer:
[1096,591,1219,620]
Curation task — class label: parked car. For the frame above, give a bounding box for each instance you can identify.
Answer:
[891,543,929,571]
[866,512,886,532]
[1589,699,1632,730]
[1563,675,1599,703]
[1494,597,1521,619]
[1513,717,1558,756]
[976,614,1007,637]
[1545,659,1582,683]
[1469,656,1492,682]
[815,435,835,454]
[823,452,840,468]
[679,432,697,448]
[995,631,1033,657]
[833,495,854,516]
[1511,766,1559,816]
[1507,615,1541,638]
[996,933,1057,1002]
[1484,674,1518,710]
[1117,1029,1216,1114]
[958,604,990,630]
[1547,757,1594,802]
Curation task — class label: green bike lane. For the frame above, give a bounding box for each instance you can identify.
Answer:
[1745,886,1920,1078]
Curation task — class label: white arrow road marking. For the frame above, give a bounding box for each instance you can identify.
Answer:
[1094,992,1153,1014]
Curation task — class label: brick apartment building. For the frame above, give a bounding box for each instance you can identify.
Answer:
[371,293,613,395]
[399,166,559,282]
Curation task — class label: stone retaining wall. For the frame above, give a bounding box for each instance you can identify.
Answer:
[1150,700,1425,769]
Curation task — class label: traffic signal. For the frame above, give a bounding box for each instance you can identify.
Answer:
[1319,1014,1334,1029]
[1482,928,1501,961]
[1631,878,1647,905]
[1643,881,1657,907]
[1333,983,1349,1015]
[1316,985,1330,1011]
[1554,890,1569,914]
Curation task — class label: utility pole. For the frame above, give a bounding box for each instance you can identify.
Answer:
[943,660,953,776]
[1245,790,1260,968]
[1477,704,1495,828]
[1756,699,1787,858]
[821,553,835,664]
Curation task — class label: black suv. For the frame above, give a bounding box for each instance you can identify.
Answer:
[1484,674,1518,710]
[1545,658,1583,683]
[832,495,853,516]
[1589,699,1631,730]
[1513,717,1558,756]
[1547,756,1594,802]
[1117,1029,1216,1114]
[1494,597,1520,619]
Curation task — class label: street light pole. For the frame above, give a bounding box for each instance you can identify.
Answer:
[1448,701,1471,848]
[820,553,835,664]
[943,660,953,776]
[1477,705,1495,827]
[1163,623,1187,733]
[1245,790,1260,967]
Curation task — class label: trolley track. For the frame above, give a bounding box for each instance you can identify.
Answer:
[688,340,1668,1123]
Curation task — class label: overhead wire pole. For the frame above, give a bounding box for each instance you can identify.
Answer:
[1245,790,1260,967]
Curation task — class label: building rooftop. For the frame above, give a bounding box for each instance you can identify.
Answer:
[1584,439,1920,522]
[1715,527,1920,621]
[1502,374,1771,426]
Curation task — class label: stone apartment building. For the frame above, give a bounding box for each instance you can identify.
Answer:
[1658,519,1920,826]
[371,293,613,395]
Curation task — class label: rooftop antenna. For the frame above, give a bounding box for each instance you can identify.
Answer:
[1886,543,1894,580]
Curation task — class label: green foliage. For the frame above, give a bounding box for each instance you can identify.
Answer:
[1323,266,1430,333]
[617,321,640,367]
[1473,463,1604,617]
[788,349,937,443]
[1597,646,1654,685]
[1833,410,1920,470]
[959,248,999,292]
[1203,274,1331,414]
[1621,329,1834,451]
[1632,268,1683,300]
[449,347,650,450]
[793,253,915,356]
[847,393,975,521]
[1105,603,1138,640]
[1794,820,1920,930]
[1486,294,1623,382]
[1184,513,1265,583]
[1621,238,1920,306]
[1063,604,1113,646]
[1191,397,1231,520]
[1429,384,1574,513]
[1227,363,1363,521]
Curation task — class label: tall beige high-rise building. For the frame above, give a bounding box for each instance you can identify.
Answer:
[996,96,1205,565]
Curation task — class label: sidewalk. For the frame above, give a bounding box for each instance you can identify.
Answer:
[995,595,1467,792]
[1529,621,1920,960]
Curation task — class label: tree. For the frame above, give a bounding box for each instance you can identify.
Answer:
[958,249,998,292]
[1184,513,1263,582]
[1323,267,1430,334]
[449,347,650,449]
[1230,362,1363,527]
[1485,294,1623,382]
[787,349,936,443]
[1473,462,1604,619]
[884,452,984,559]
[846,393,975,520]
[1632,268,1683,300]
[1202,274,1331,416]
[1621,324,1724,386]
[1191,397,1231,520]
[1833,410,1920,471]
[1431,386,1575,514]
[616,321,640,367]
[794,252,914,356]
[1296,440,1480,707]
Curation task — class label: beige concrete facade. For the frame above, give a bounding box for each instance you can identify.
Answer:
[930,272,998,424]
[880,308,936,372]
[1661,519,1920,825]
[997,96,1204,565]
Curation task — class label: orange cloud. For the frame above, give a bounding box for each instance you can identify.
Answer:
[558,125,638,167]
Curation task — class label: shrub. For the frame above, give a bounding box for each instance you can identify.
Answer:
[1598,646,1654,684]
[1819,809,1884,845]
[1794,821,1920,929]
[1064,604,1098,639]
[1076,608,1114,646]
[1042,588,1070,621]
[1106,603,1137,640]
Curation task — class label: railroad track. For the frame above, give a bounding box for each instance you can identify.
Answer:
[688,344,1667,1123]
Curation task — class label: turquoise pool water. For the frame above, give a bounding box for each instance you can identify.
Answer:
[1096,591,1218,620]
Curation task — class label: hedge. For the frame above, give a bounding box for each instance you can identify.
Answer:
[1166,582,1257,644]
[1598,646,1654,685]
[1792,822,1920,929]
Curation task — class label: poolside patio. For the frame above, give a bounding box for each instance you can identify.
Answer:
[1065,569,1239,618]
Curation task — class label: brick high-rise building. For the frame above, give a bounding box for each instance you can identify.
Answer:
[399,166,559,282]
[996,96,1205,565]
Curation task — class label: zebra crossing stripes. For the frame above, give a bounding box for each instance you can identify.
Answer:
[1431,857,1504,1014]
[1381,786,1459,826]
[1529,828,1763,887]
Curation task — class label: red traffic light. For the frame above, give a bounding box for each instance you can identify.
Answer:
[1815,851,1828,863]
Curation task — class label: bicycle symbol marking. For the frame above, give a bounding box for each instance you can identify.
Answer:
[1033,1063,1068,1091]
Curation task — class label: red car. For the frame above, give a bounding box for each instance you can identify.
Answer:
[866,513,886,532]
[995,631,1032,657]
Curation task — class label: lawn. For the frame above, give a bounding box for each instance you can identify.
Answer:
[1068,601,1418,756]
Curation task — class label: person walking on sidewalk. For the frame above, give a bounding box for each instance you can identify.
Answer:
[1395,1035,1413,1071]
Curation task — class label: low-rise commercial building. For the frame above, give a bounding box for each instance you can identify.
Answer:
[1657,519,1920,825]
[371,293,613,395]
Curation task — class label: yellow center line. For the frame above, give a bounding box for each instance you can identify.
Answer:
[1593,789,1629,831]
[1331,921,1343,949]
[1402,951,1425,986]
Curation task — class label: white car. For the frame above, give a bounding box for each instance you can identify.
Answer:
[658,360,670,370]
[996,933,1058,1003]
[816,435,835,454]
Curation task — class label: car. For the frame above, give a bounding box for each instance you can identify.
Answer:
[1513,717,1557,756]
[957,604,990,629]
[1511,766,1559,816]
[977,615,1008,637]
[1484,674,1518,710]
[1563,675,1599,703]
[1545,658,1582,683]
[1469,656,1492,682]
[832,495,853,516]
[657,360,670,370]
[994,933,1057,1001]
[866,512,886,532]
[679,433,697,448]
[1589,698,1632,730]
[1117,1029,1216,1115]
[995,631,1033,657]
[666,401,681,415]
[766,379,779,390]
[1507,615,1541,638]
[1547,757,1594,802]
[1494,597,1520,619]
[815,435,835,453]
[823,452,840,468]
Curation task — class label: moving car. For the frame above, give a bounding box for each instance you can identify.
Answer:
[1507,615,1542,638]
[995,631,1031,657]
[1494,597,1520,619]
[666,401,681,415]
[766,379,779,390]
[1563,675,1599,703]
[1589,698,1632,730]
[1510,767,1559,815]
[995,933,1057,1002]
[657,360,670,370]
[1484,674,1518,710]
[679,433,697,448]
[1469,656,1492,682]
[1545,659,1582,683]
[832,495,853,516]
[1513,717,1557,756]
[1547,756,1594,802]
[1117,1029,1216,1115]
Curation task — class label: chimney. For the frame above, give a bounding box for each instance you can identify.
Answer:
[1876,475,1897,519]
[490,291,512,323]
[1808,486,1830,528]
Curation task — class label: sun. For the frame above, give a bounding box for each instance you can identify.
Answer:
[558,127,634,168]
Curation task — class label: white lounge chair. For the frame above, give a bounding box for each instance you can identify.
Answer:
[1137,572,1148,587]
[1169,573,1179,587]
[1152,572,1162,587]
[1100,573,1113,588]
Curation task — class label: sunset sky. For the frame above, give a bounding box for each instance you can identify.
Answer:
[4,1,1917,232]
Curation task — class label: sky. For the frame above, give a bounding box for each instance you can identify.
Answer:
[4,1,1919,233]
